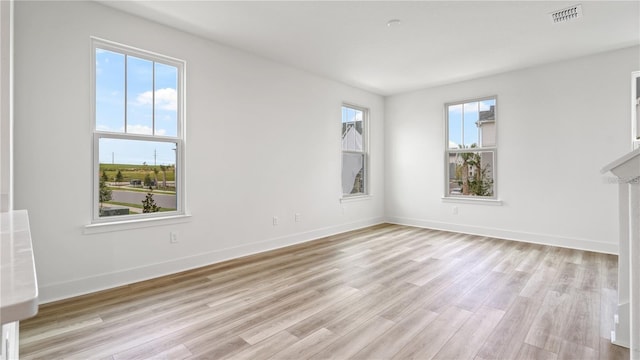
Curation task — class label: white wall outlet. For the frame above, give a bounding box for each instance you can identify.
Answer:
[452,206,458,215]
[295,213,301,222]
[170,232,178,243]
[272,216,278,226]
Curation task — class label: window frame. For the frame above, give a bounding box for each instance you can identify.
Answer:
[632,71,640,149]
[90,37,186,224]
[444,95,498,201]
[341,103,369,199]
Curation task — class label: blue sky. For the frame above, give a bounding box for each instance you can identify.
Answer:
[448,99,495,148]
[96,49,178,165]
[342,106,363,124]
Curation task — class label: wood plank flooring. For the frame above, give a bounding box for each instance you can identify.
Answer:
[19,224,629,359]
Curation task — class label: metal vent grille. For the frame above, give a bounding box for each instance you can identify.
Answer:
[550,4,583,23]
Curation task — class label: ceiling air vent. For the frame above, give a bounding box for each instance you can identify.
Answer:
[550,4,583,23]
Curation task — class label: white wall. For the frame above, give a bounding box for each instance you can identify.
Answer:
[386,46,640,254]
[0,0,13,212]
[13,1,384,303]
[13,1,638,304]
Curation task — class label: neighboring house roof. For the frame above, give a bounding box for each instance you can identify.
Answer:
[479,105,495,121]
[342,125,363,151]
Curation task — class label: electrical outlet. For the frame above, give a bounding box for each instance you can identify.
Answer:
[273,216,278,226]
[452,206,458,215]
[295,213,301,222]
[170,232,178,243]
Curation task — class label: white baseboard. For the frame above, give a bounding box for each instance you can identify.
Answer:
[385,216,618,255]
[39,217,385,304]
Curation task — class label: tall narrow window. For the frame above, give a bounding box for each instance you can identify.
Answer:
[92,38,185,221]
[341,104,368,196]
[445,97,497,198]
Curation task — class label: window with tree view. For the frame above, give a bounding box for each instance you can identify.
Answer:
[92,39,185,221]
[446,97,496,198]
[341,105,367,196]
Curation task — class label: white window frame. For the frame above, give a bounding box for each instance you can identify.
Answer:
[341,103,369,199]
[444,95,499,202]
[90,37,186,224]
[632,71,640,149]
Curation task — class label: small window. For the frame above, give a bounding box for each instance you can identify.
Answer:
[341,104,368,196]
[92,38,185,222]
[445,97,497,198]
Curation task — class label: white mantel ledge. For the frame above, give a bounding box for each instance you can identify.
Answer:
[1,210,39,324]
[601,147,640,182]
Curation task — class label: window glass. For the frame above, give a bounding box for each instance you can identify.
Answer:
[126,56,154,135]
[342,153,365,195]
[95,49,125,132]
[93,39,184,221]
[342,107,363,152]
[463,102,479,147]
[448,104,462,149]
[447,151,494,197]
[445,97,496,198]
[154,62,178,137]
[98,138,177,216]
[341,105,367,196]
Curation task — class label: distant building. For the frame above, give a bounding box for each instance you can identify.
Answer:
[478,105,495,147]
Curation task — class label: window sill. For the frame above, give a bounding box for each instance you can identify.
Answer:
[340,194,372,203]
[441,197,503,206]
[84,214,192,234]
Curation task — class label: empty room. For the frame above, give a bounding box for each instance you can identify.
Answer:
[1,0,639,359]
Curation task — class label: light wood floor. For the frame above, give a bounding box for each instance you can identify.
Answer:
[20,224,629,359]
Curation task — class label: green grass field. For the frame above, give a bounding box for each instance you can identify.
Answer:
[104,201,176,212]
[99,163,175,182]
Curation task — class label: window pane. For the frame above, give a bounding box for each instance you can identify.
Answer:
[447,151,494,197]
[342,153,365,195]
[98,138,177,217]
[127,56,154,135]
[448,104,462,149]
[342,106,363,151]
[95,49,125,132]
[154,63,178,137]
[478,99,496,147]
[463,102,479,147]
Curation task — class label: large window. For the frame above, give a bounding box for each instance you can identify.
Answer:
[92,38,185,221]
[445,97,497,198]
[341,104,368,196]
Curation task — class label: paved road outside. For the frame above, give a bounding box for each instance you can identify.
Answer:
[110,190,177,209]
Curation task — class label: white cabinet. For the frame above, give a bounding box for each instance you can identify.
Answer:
[602,148,640,359]
[1,210,39,360]
[1,322,18,360]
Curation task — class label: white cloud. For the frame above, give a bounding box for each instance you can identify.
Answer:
[136,88,177,111]
[126,124,167,136]
[135,91,153,107]
[98,123,166,136]
[127,124,153,135]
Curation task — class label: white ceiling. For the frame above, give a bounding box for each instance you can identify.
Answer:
[100,1,639,96]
